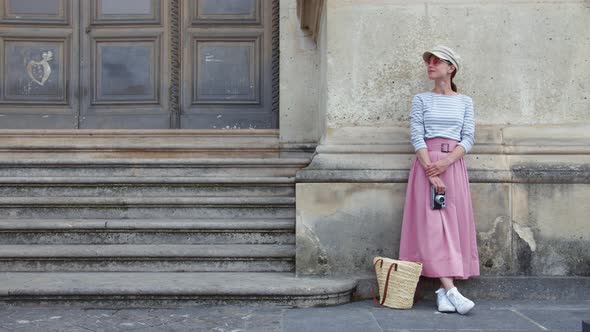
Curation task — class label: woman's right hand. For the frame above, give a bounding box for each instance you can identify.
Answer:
[428,176,446,194]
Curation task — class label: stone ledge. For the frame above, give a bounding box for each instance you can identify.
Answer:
[0,176,297,184]
[353,274,590,301]
[316,144,590,155]
[0,129,283,159]
[317,124,590,152]
[298,125,590,183]
[296,168,590,183]
[0,272,356,308]
[0,244,295,258]
[0,158,310,166]
[0,218,295,231]
[0,196,296,207]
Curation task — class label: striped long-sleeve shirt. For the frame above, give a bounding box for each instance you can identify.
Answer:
[410,91,475,153]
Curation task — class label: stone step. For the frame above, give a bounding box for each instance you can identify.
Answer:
[0,158,310,177]
[0,272,357,307]
[0,177,295,197]
[0,196,295,205]
[0,218,295,245]
[0,196,295,219]
[0,129,285,159]
[0,244,295,272]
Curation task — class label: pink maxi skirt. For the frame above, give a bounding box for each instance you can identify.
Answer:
[399,137,480,280]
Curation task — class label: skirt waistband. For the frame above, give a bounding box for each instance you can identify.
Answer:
[425,138,459,153]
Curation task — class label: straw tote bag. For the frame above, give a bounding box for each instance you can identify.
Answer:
[372,256,423,309]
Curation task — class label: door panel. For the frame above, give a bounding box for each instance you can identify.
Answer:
[79,0,169,129]
[194,0,259,23]
[181,0,276,129]
[8,0,61,15]
[92,0,160,24]
[0,0,278,129]
[94,39,159,103]
[193,36,260,104]
[4,40,66,102]
[0,0,77,128]
[1,0,69,25]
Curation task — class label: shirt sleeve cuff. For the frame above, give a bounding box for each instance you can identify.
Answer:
[413,142,427,152]
[457,142,472,154]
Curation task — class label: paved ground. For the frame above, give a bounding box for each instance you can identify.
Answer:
[0,299,588,332]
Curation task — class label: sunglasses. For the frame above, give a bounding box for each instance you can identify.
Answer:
[424,57,452,66]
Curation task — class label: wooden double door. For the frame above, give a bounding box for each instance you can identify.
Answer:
[0,0,277,129]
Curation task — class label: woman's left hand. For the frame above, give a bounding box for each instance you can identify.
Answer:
[425,159,451,177]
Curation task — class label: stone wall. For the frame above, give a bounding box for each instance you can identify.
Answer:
[296,125,590,276]
[291,0,590,298]
[324,0,590,127]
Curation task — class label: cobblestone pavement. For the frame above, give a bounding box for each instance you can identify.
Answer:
[0,299,588,332]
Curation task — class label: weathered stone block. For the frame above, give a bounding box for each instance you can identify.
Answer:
[512,183,590,276]
[296,183,403,275]
[471,183,513,275]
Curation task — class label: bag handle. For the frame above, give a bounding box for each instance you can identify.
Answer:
[371,259,398,306]
[371,259,383,305]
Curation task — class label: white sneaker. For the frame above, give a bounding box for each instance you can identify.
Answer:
[446,287,475,315]
[435,288,456,312]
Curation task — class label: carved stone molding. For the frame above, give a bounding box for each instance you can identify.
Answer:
[297,0,325,42]
[295,124,590,184]
[169,0,181,128]
[272,0,280,118]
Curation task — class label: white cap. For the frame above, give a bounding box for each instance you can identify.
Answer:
[422,45,461,72]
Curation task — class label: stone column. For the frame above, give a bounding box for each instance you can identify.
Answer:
[279,0,326,157]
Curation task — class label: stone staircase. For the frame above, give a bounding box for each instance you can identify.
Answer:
[0,131,356,307]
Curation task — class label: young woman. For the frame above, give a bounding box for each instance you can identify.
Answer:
[399,46,479,315]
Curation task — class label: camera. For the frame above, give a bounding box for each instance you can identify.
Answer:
[431,186,446,209]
